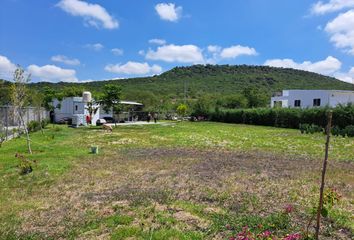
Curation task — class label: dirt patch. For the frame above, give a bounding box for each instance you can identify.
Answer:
[173,210,210,230]
[18,147,354,239]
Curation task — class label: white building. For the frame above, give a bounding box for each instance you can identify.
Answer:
[271,90,354,108]
[52,96,100,125]
[52,92,143,125]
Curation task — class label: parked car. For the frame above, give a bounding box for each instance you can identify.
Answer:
[96,119,107,126]
[103,117,115,123]
[57,117,72,125]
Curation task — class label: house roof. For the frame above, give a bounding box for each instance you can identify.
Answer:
[55,97,143,106]
[284,89,354,93]
[119,101,143,106]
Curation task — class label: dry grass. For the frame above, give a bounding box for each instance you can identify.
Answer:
[0,122,353,239]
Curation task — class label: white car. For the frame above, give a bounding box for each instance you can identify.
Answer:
[96,119,107,126]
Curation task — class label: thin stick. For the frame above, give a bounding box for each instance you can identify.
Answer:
[315,111,333,239]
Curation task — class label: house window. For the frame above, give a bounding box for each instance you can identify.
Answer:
[294,100,301,107]
[313,98,321,107]
[75,105,78,111]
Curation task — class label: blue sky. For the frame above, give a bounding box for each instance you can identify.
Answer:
[0,0,353,83]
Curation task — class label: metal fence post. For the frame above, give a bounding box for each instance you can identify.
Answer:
[5,106,9,140]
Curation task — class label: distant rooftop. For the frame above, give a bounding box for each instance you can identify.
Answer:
[283,89,354,93]
[67,97,143,106]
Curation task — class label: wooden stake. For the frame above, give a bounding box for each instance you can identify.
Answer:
[315,111,333,239]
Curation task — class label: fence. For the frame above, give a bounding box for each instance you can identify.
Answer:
[0,106,48,140]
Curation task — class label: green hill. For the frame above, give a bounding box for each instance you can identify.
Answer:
[31,64,353,94]
[1,65,353,108]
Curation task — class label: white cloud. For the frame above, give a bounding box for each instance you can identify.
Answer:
[56,0,118,29]
[0,55,17,79]
[51,55,80,66]
[334,67,354,84]
[104,61,162,75]
[264,56,342,75]
[85,43,104,51]
[27,64,78,82]
[138,50,145,56]
[325,10,354,55]
[207,45,222,53]
[155,3,182,22]
[311,0,354,15]
[111,48,124,56]
[220,45,258,59]
[146,44,204,63]
[149,38,167,45]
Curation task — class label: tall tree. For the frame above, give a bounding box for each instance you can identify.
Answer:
[85,101,99,125]
[243,86,269,108]
[11,66,32,154]
[100,84,122,125]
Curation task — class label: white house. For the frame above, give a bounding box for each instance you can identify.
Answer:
[52,95,100,125]
[52,92,143,125]
[271,90,354,108]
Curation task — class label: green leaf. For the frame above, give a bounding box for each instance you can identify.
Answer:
[321,207,328,218]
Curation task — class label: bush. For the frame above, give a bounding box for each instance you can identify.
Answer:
[344,125,354,137]
[27,120,41,132]
[208,104,354,133]
[15,153,36,175]
[41,119,49,128]
[299,124,323,134]
[331,126,341,136]
[27,119,49,133]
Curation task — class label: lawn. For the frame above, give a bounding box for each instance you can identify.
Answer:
[0,122,353,239]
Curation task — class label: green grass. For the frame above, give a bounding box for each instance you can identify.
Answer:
[0,121,353,239]
[104,121,354,161]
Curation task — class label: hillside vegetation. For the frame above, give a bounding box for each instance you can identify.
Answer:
[1,65,353,108]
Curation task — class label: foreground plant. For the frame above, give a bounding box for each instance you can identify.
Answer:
[15,153,36,175]
[11,66,32,154]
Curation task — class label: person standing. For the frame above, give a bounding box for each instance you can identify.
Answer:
[153,112,158,123]
[147,112,151,123]
[86,115,91,125]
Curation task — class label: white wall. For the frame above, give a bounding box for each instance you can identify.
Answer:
[285,90,330,108]
[329,92,354,107]
[271,90,354,108]
[53,98,100,124]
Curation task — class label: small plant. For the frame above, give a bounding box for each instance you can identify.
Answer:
[15,153,36,175]
[299,123,309,134]
[305,188,341,238]
[53,126,62,132]
[27,120,41,132]
[344,125,354,137]
[229,225,303,240]
[299,124,323,134]
[0,132,5,148]
[176,104,188,118]
[283,233,302,240]
[330,126,341,136]
[0,124,5,148]
[41,119,49,128]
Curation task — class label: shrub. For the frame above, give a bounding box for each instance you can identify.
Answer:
[41,119,49,128]
[15,153,36,175]
[344,125,354,137]
[208,104,354,132]
[331,126,341,136]
[27,120,41,132]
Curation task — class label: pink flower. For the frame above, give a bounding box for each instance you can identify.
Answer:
[261,230,272,237]
[283,233,301,240]
[284,204,294,214]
